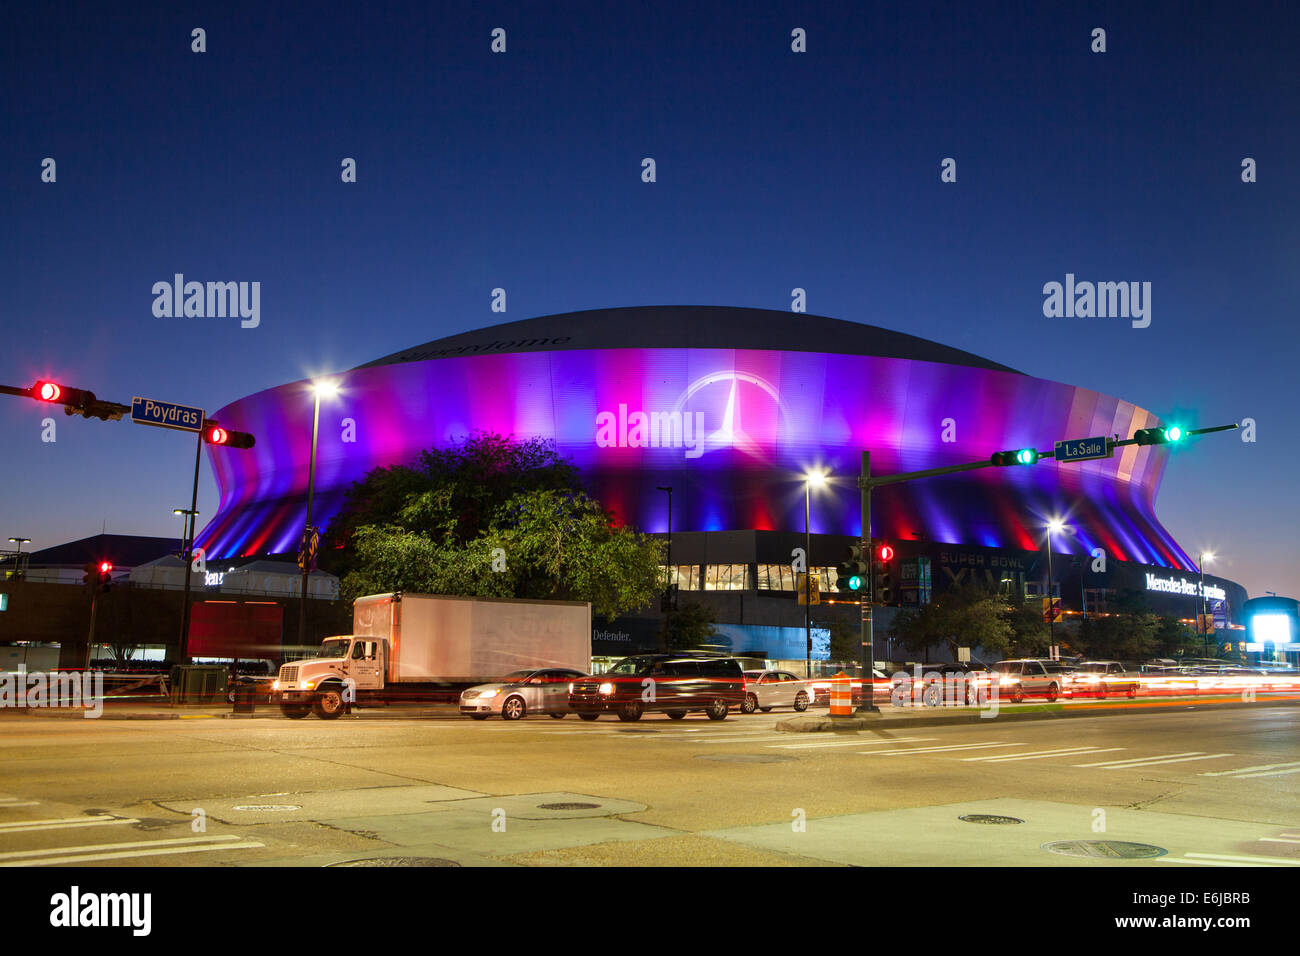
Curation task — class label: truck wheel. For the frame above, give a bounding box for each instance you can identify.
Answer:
[793,691,809,712]
[578,713,600,721]
[311,688,346,720]
[280,703,310,719]
[502,695,526,720]
[706,698,729,720]
[741,694,758,714]
[617,701,643,722]
[549,712,566,719]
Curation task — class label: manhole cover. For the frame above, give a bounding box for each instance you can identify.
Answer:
[960,814,1025,825]
[1043,840,1167,859]
[231,804,301,812]
[326,857,461,867]
[695,754,794,763]
[538,802,601,810]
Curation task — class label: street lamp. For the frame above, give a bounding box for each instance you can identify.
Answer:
[804,470,828,679]
[1199,552,1215,652]
[172,510,198,557]
[1045,518,1066,657]
[300,380,339,646]
[655,486,673,610]
[7,537,31,579]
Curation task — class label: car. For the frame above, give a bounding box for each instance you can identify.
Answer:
[741,670,813,713]
[1064,660,1139,698]
[459,668,589,720]
[568,654,746,721]
[905,661,994,706]
[989,659,1066,702]
[809,668,890,703]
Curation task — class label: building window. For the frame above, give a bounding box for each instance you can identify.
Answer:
[703,564,749,591]
[757,565,832,592]
[663,565,700,591]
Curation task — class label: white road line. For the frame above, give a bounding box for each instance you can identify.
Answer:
[864,742,1023,757]
[1,842,265,867]
[1088,753,1234,770]
[1258,837,1300,845]
[0,816,138,833]
[1201,760,1300,777]
[0,834,246,861]
[1155,858,1264,867]
[1215,766,1300,779]
[1074,751,1204,768]
[0,802,38,808]
[963,747,1124,763]
[1182,852,1300,866]
[772,737,937,750]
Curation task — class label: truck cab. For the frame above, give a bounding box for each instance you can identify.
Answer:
[275,636,388,719]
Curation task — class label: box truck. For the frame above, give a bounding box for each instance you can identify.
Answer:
[274,592,591,719]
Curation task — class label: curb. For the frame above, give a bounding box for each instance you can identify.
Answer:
[775,694,1300,732]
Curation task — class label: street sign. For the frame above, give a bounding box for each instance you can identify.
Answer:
[1054,436,1112,463]
[1042,597,1063,622]
[797,573,821,605]
[131,397,204,433]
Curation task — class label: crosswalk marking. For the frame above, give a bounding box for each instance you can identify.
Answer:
[772,736,937,750]
[862,742,1023,757]
[1258,837,1300,845]
[962,747,1124,763]
[1181,852,1300,866]
[1202,760,1300,779]
[0,834,248,862]
[1156,857,1265,867]
[1079,752,1234,770]
[1,841,265,867]
[0,815,138,833]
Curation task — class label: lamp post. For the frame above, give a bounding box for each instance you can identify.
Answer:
[1045,519,1066,657]
[172,510,197,555]
[299,380,338,646]
[803,470,827,679]
[7,537,30,580]
[1199,551,1214,652]
[655,486,673,610]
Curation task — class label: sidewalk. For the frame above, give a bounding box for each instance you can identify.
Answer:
[2,700,465,720]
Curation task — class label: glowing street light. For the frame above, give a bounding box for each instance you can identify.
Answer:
[803,470,829,677]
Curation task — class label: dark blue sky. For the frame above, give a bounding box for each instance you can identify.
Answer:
[2,0,1296,598]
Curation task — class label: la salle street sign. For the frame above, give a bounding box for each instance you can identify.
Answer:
[1054,436,1112,463]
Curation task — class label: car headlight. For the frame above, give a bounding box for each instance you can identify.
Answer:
[598,682,614,695]
[271,680,280,691]
[304,681,315,690]
[568,682,575,693]
[479,689,499,699]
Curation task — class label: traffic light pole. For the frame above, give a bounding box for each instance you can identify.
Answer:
[177,424,203,664]
[857,451,877,712]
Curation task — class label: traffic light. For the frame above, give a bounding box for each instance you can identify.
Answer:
[31,380,95,410]
[991,448,1039,466]
[874,541,897,604]
[204,424,256,449]
[82,562,97,588]
[97,560,113,592]
[1134,425,1186,445]
[836,544,869,593]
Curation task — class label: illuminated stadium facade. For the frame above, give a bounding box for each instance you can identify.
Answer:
[194,307,1245,657]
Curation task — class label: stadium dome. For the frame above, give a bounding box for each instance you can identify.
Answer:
[195,306,1195,575]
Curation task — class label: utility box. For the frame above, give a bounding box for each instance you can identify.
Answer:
[169,664,228,704]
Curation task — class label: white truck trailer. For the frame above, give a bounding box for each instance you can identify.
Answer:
[274,592,591,719]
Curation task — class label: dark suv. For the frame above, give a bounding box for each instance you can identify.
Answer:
[568,654,747,721]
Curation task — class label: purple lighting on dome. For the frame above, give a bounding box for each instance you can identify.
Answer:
[194,347,1195,572]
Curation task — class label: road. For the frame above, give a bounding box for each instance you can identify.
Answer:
[0,701,1297,867]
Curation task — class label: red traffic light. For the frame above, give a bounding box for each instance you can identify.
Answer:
[98,560,113,574]
[203,424,255,449]
[878,544,895,562]
[35,381,62,402]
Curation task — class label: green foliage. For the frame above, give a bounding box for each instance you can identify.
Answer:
[329,434,662,620]
[823,618,860,663]
[890,584,1014,660]
[1073,590,1192,661]
[1004,600,1051,657]
[661,602,718,650]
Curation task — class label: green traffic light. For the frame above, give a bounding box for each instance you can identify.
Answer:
[848,575,863,591]
[1164,426,1184,442]
[1015,448,1037,465]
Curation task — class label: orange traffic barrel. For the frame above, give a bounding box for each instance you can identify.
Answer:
[830,671,853,716]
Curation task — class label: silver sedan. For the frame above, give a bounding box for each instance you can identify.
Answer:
[460,668,588,720]
[741,670,813,713]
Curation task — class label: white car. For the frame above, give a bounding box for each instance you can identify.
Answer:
[741,670,813,713]
[459,668,588,720]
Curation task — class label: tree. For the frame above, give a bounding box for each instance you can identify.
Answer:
[890,585,1013,660]
[1004,600,1051,658]
[330,435,663,620]
[661,602,718,650]
[823,617,859,663]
